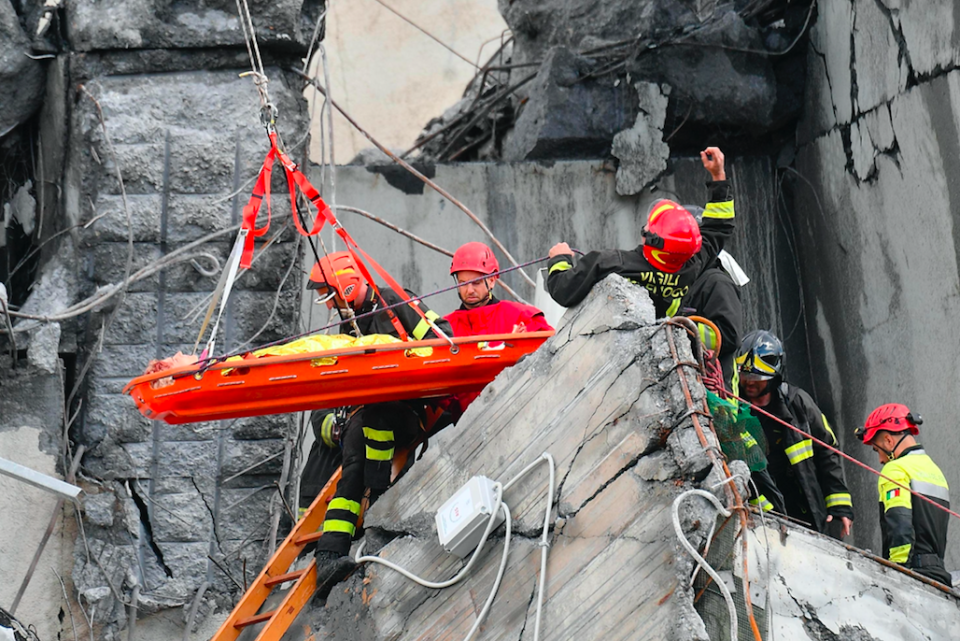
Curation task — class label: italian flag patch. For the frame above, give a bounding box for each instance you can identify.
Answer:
[886,488,901,501]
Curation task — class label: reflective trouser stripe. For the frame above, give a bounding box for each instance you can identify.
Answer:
[703,200,735,219]
[412,310,441,340]
[363,425,395,461]
[889,543,911,564]
[323,519,356,535]
[825,492,852,508]
[328,497,361,515]
[666,298,681,317]
[749,495,774,512]
[549,261,571,274]
[785,439,814,465]
[363,427,394,442]
[366,446,394,461]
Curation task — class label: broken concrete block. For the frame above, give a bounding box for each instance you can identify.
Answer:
[25,322,60,374]
[627,10,778,132]
[612,83,670,196]
[503,46,636,161]
[83,492,118,528]
[65,0,320,51]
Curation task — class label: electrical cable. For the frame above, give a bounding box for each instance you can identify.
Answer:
[355,453,555,640]
[672,489,737,641]
[502,453,555,641]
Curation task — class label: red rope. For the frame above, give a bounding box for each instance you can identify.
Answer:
[722,389,960,522]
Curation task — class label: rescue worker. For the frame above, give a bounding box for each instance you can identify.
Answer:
[443,241,553,414]
[546,147,733,320]
[736,330,854,538]
[305,251,453,589]
[856,403,952,585]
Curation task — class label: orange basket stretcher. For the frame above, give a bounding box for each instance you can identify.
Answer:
[123,332,553,424]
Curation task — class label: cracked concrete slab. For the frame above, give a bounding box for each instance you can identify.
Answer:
[738,517,960,640]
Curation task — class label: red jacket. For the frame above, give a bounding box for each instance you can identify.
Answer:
[445,298,553,336]
[443,297,553,412]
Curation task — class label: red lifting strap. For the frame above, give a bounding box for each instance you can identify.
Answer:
[239,133,279,268]
[239,134,434,341]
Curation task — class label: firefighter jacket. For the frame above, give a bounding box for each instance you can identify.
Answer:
[680,263,742,390]
[878,445,952,585]
[546,180,735,318]
[443,297,553,414]
[752,383,854,533]
[344,288,452,340]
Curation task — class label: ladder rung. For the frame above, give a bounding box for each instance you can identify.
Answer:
[233,610,276,629]
[264,569,306,588]
[294,531,323,545]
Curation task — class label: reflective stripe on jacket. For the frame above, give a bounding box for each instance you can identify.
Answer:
[753,383,854,533]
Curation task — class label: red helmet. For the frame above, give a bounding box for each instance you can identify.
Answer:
[856,403,922,444]
[307,251,367,305]
[642,200,702,273]
[450,241,499,276]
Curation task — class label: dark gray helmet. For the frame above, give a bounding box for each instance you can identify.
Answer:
[735,330,784,380]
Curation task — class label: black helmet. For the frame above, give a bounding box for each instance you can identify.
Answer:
[735,330,784,381]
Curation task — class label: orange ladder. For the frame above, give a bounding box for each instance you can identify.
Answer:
[210,467,341,641]
[210,448,417,641]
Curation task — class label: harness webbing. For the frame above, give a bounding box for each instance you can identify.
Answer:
[239,132,442,342]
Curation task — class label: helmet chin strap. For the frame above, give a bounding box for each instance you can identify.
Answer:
[877,432,912,461]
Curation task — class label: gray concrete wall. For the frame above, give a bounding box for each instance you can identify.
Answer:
[64,62,307,639]
[795,0,960,567]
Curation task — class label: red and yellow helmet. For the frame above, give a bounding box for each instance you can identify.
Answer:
[642,200,702,273]
[307,251,367,305]
[856,403,922,444]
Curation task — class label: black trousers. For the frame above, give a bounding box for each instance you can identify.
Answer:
[316,402,422,555]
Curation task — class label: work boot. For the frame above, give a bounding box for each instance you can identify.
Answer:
[313,549,357,599]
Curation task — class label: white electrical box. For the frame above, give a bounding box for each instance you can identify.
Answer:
[435,476,505,558]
